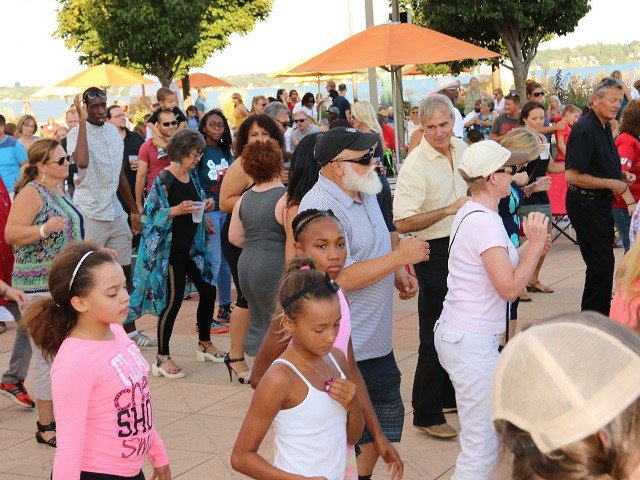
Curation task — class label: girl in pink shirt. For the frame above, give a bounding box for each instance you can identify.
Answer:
[611,240,640,332]
[249,209,404,479]
[24,242,170,480]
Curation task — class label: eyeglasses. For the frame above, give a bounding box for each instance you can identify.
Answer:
[206,123,224,131]
[331,149,374,166]
[294,118,306,123]
[532,91,545,97]
[189,151,204,161]
[48,155,70,166]
[84,90,107,101]
[161,121,178,127]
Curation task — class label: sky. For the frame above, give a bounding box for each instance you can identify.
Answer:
[1,0,637,87]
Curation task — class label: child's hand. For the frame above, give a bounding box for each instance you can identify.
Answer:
[327,378,360,413]
[150,464,171,480]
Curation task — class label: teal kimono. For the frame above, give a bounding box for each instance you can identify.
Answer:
[126,170,213,323]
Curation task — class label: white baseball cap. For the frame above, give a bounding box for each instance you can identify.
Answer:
[493,312,640,453]
[458,140,529,180]
[434,77,459,92]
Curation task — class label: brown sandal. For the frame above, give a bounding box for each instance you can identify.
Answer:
[526,282,554,293]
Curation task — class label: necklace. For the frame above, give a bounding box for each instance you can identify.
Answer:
[291,345,335,392]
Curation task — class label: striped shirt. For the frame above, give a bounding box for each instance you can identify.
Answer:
[299,174,394,362]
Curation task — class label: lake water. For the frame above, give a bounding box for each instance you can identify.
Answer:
[3,62,639,123]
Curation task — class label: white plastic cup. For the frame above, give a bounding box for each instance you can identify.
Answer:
[540,143,551,160]
[191,201,205,223]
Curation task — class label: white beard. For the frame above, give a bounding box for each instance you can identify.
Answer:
[343,163,383,195]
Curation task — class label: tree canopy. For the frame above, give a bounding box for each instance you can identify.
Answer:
[56,0,273,87]
[406,0,591,97]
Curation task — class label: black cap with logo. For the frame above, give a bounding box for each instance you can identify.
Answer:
[314,127,380,166]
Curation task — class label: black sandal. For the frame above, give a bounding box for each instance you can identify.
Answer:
[224,354,251,384]
[36,420,56,447]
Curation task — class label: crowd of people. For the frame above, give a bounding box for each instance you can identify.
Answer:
[0,69,638,480]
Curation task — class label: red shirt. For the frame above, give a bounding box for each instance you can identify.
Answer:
[382,123,395,150]
[139,139,171,193]
[613,133,640,209]
[554,125,572,161]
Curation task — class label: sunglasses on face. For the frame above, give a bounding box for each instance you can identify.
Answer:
[532,91,545,97]
[161,121,178,127]
[294,118,306,123]
[48,155,70,166]
[493,165,517,175]
[331,149,374,166]
[84,90,107,101]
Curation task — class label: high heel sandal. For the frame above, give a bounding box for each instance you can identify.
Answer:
[195,341,227,363]
[224,354,251,384]
[151,355,185,379]
[35,420,56,448]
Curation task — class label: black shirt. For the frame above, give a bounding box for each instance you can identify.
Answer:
[147,106,188,126]
[333,96,351,120]
[522,157,550,206]
[118,129,145,213]
[566,109,621,194]
[166,172,200,250]
[373,142,396,232]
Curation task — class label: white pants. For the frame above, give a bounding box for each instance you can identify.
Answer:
[434,320,502,480]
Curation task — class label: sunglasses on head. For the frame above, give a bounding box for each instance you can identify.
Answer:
[161,120,178,127]
[84,90,107,101]
[331,148,374,166]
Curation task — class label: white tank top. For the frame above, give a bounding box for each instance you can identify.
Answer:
[272,353,347,480]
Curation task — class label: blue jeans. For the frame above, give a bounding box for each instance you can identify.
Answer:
[206,210,232,306]
[613,207,631,252]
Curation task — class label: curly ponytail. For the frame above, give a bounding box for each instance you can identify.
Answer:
[14,138,59,196]
[23,241,116,361]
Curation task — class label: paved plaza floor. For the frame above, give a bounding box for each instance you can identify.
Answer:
[0,236,623,479]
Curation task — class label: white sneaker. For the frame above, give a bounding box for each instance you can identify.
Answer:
[129,332,158,348]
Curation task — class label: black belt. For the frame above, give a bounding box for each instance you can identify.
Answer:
[567,185,612,199]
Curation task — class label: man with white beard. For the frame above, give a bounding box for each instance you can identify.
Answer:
[298,127,430,478]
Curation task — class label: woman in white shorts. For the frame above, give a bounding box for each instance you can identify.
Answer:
[5,138,84,447]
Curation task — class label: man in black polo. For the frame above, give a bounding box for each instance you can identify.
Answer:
[565,77,635,315]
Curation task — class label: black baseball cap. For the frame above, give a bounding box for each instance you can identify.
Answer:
[314,127,379,166]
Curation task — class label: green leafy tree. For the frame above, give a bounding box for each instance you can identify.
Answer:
[56,0,272,87]
[405,0,590,97]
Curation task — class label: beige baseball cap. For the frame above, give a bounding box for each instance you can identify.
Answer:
[493,312,640,453]
[458,140,529,181]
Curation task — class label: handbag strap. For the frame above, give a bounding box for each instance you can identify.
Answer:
[448,210,484,254]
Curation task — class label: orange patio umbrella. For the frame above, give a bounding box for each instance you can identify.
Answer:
[175,73,233,89]
[291,23,499,161]
[290,23,498,72]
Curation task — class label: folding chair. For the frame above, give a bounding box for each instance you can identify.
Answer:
[548,172,577,244]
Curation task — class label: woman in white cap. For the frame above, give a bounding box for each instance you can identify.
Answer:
[434,140,551,480]
[494,311,640,480]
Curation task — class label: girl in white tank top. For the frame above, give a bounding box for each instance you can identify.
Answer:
[231,260,364,480]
